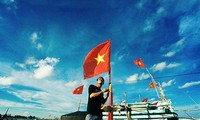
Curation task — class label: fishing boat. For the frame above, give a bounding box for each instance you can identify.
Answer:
[62,59,179,120]
[102,60,179,120]
[102,98,178,120]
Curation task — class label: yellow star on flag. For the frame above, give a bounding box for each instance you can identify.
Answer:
[94,54,105,65]
[138,61,142,65]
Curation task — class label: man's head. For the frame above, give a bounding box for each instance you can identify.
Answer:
[96,76,104,88]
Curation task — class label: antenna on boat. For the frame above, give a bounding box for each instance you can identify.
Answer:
[124,92,127,103]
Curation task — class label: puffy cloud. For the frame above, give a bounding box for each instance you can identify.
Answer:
[151,61,181,72]
[30,32,39,43]
[15,63,26,69]
[36,43,43,50]
[162,79,175,88]
[26,57,37,65]
[65,81,78,87]
[179,10,200,48]
[163,38,186,57]
[143,20,154,32]
[126,73,149,84]
[33,57,59,79]
[179,81,200,89]
[30,32,43,50]
[0,76,15,86]
[34,65,53,79]
[138,73,149,80]
[126,74,138,84]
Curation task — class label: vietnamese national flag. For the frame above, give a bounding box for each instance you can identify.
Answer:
[73,85,84,94]
[134,59,146,68]
[142,98,148,102]
[83,40,110,79]
[149,82,155,88]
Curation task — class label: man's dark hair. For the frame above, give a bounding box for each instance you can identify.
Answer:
[97,76,104,82]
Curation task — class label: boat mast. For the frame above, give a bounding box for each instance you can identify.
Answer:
[145,68,166,100]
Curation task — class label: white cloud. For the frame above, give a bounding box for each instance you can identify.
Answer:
[34,65,53,79]
[179,10,200,49]
[0,99,36,108]
[126,74,138,84]
[16,62,26,69]
[116,79,124,83]
[65,81,78,87]
[156,7,165,15]
[29,32,43,50]
[26,57,37,65]
[162,79,175,88]
[126,73,149,84]
[143,20,154,32]
[179,81,200,89]
[0,67,84,117]
[151,61,181,72]
[114,46,129,61]
[118,55,124,61]
[0,76,15,85]
[33,57,59,79]
[37,43,43,50]
[164,51,176,57]
[151,62,166,72]
[35,57,59,67]
[138,73,149,80]
[23,112,30,117]
[142,6,167,33]
[30,32,39,42]
[163,38,186,57]
[167,63,181,68]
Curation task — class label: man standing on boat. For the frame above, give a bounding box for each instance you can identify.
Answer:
[85,76,109,120]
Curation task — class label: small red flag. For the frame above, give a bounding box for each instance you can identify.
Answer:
[73,85,84,94]
[83,40,110,79]
[134,59,146,68]
[149,82,155,88]
[142,98,148,102]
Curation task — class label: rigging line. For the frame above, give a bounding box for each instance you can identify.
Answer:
[154,72,200,79]
[186,93,200,108]
[137,71,200,81]
[184,111,195,120]
[111,71,200,85]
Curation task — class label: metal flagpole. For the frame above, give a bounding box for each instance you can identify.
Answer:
[77,85,84,111]
[77,97,82,111]
[108,70,113,120]
[145,67,160,98]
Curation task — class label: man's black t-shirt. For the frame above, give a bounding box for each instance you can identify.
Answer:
[86,85,105,116]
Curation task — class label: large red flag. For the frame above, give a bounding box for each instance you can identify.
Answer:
[134,59,146,68]
[73,85,84,94]
[83,40,110,79]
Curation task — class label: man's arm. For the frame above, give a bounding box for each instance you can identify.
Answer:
[102,91,109,104]
[90,88,109,98]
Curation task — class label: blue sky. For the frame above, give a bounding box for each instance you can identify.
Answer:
[0,0,200,118]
